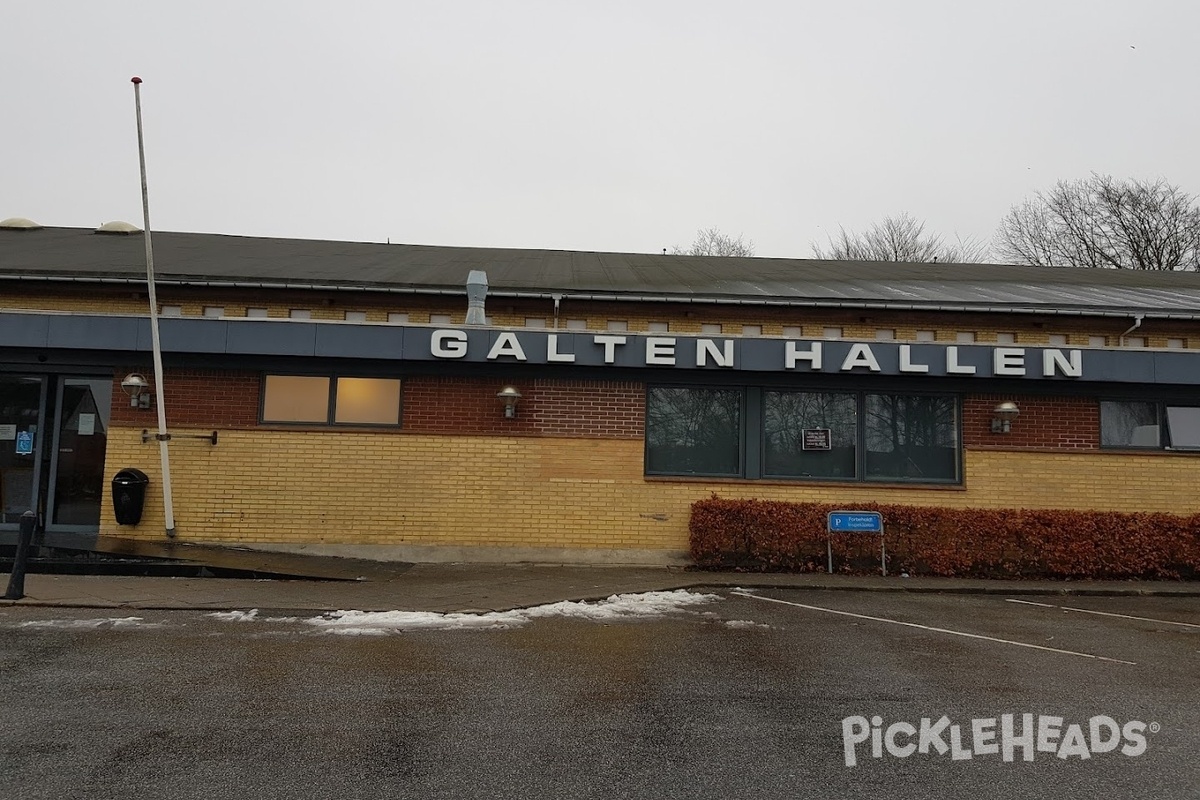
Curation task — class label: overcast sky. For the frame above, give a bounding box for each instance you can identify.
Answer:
[5,1,1199,258]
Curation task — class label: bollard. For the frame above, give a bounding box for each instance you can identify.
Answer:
[3,510,36,600]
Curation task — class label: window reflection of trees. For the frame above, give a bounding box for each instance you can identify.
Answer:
[764,392,857,478]
[865,395,957,480]
[646,388,741,475]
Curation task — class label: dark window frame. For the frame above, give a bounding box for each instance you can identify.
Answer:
[1101,399,1200,451]
[645,384,962,485]
[259,373,403,428]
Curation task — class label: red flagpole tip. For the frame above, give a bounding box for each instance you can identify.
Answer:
[131,76,143,84]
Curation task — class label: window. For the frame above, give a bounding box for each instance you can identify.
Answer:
[246,307,269,318]
[160,305,182,317]
[874,329,895,341]
[1088,335,1106,347]
[262,375,401,426]
[763,391,857,479]
[607,320,629,332]
[1102,401,1200,450]
[646,387,960,483]
[387,312,410,324]
[648,321,670,333]
[742,325,762,337]
[1124,336,1146,348]
[996,332,1016,344]
[916,330,936,342]
[823,327,843,339]
[524,318,547,329]
[203,306,225,318]
[700,323,722,335]
[1100,401,1160,447]
[865,394,958,482]
[289,309,312,320]
[566,319,588,331]
[782,326,803,338]
[429,313,452,325]
[1167,338,1186,349]
[344,311,367,323]
[645,387,741,476]
[956,331,976,344]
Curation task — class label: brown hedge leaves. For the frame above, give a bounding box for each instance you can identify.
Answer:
[689,497,1200,579]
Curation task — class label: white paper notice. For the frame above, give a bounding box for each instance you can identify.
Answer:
[78,414,96,436]
[0,424,16,441]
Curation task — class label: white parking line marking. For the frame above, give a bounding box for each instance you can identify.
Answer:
[1006,598,1200,629]
[732,592,1136,665]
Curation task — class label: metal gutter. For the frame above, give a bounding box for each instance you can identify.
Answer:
[4,273,1200,320]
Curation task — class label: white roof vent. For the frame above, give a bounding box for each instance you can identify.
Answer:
[0,217,43,230]
[95,220,143,235]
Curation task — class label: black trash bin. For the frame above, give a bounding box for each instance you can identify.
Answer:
[112,468,150,526]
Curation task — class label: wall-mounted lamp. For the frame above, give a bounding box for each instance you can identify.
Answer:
[121,373,151,409]
[497,386,522,419]
[991,401,1020,434]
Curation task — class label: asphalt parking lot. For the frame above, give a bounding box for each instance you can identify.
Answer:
[1,589,1196,800]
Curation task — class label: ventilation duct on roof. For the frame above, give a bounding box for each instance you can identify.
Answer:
[465,270,488,325]
[0,217,43,230]
[95,220,143,235]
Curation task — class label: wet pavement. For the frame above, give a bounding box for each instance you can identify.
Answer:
[1,589,1196,799]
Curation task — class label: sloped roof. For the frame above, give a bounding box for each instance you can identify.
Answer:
[4,226,1200,316]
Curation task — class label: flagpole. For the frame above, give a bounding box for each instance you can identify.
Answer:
[131,76,177,537]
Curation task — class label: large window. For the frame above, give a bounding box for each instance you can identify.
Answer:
[763,391,857,479]
[646,386,960,484]
[646,387,741,476]
[1101,401,1200,450]
[262,375,401,426]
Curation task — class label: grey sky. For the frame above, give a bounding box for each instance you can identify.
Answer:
[5,1,1199,259]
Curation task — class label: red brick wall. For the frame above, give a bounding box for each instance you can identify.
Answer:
[963,394,1099,450]
[403,377,645,439]
[111,368,262,428]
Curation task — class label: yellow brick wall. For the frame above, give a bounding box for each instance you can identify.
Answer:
[100,426,1200,551]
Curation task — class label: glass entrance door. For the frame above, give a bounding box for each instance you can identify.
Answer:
[0,376,47,525]
[47,378,113,529]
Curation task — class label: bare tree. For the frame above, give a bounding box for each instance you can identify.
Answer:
[812,214,989,263]
[672,227,755,257]
[995,175,1200,270]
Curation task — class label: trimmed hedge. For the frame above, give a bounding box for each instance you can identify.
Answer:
[690,497,1200,579]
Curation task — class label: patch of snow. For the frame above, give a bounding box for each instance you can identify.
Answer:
[16,617,163,629]
[723,619,770,629]
[207,609,259,622]
[305,590,720,636]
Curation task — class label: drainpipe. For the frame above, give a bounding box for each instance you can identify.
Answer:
[551,293,562,329]
[1118,314,1144,347]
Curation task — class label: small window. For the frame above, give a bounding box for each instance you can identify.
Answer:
[334,378,401,425]
[203,306,225,318]
[429,313,452,325]
[1100,401,1160,448]
[344,311,367,323]
[865,394,959,482]
[1048,334,1067,346]
[289,309,312,320]
[874,329,895,341]
[262,376,330,423]
[1124,336,1146,348]
[1167,338,1186,349]
[566,319,588,331]
[956,332,976,344]
[700,323,722,335]
[823,327,843,339]
[996,332,1016,344]
[1166,407,1200,449]
[607,320,629,332]
[160,305,182,317]
[648,321,670,333]
[388,312,410,324]
[262,375,401,426]
[916,330,936,342]
[782,326,803,338]
[1088,335,1106,347]
[524,318,547,329]
[743,325,762,337]
[246,307,269,318]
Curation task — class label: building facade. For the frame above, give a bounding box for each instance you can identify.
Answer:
[3,220,1200,563]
